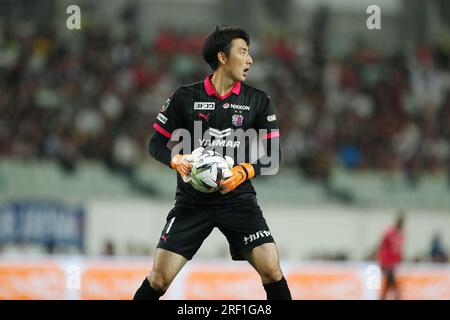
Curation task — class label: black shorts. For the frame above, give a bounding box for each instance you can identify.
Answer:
[156,202,275,261]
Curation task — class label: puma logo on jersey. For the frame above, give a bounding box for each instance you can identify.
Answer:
[198,112,211,122]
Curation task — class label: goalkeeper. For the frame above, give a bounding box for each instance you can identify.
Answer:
[134,25,291,300]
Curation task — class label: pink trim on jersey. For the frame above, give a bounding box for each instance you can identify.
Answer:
[153,123,172,138]
[262,130,280,140]
[203,74,241,100]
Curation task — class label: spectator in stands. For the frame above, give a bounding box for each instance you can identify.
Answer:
[429,232,448,263]
[1,21,449,194]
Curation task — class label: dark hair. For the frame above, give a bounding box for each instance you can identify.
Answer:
[202,25,250,71]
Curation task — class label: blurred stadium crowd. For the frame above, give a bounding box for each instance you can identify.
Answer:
[0,22,449,188]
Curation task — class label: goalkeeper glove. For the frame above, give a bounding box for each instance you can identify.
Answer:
[171,154,194,182]
[170,147,205,182]
[220,163,255,194]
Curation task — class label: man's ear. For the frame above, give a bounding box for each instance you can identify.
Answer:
[217,52,227,65]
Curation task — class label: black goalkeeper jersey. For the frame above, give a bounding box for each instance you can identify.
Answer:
[152,75,280,206]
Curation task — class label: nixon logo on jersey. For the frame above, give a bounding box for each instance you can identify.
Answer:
[194,102,215,110]
[223,103,251,111]
[243,230,271,245]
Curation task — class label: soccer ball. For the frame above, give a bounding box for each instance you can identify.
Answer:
[189,149,233,193]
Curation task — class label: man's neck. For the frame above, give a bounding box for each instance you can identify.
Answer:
[211,70,235,96]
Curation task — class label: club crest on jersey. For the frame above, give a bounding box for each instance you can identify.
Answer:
[232,114,244,127]
[194,102,215,110]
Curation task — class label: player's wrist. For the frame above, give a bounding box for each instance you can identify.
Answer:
[238,163,255,180]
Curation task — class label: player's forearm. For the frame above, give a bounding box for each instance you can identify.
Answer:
[252,138,282,176]
[148,131,172,168]
[219,144,281,194]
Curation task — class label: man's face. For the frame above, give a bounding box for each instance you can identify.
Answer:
[222,38,253,82]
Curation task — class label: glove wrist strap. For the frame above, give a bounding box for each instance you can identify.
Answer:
[238,164,249,180]
[240,163,255,179]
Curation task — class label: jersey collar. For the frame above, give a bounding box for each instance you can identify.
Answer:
[203,74,241,100]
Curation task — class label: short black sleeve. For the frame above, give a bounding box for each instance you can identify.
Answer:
[256,95,279,131]
[252,94,281,176]
[255,95,280,142]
